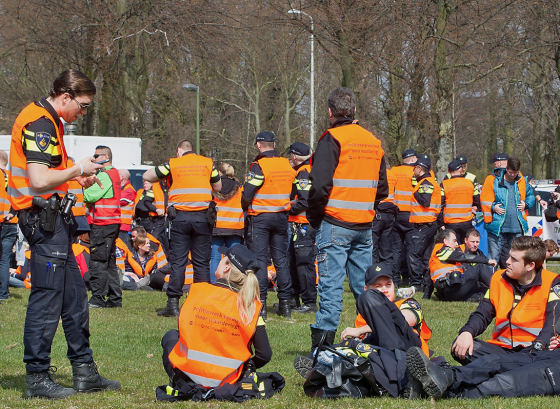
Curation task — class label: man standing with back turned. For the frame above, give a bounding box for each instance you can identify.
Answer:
[306,86,388,348]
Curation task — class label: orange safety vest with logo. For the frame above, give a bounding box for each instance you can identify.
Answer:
[429,243,464,282]
[487,269,557,349]
[90,167,122,225]
[289,164,312,224]
[410,176,441,223]
[441,177,474,224]
[248,157,295,216]
[120,182,136,230]
[354,298,432,356]
[215,186,244,230]
[149,182,165,216]
[380,168,397,205]
[392,165,415,212]
[8,103,68,211]
[168,154,213,212]
[480,174,528,224]
[169,282,261,387]
[323,125,383,223]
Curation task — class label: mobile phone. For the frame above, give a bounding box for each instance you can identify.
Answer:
[95,159,110,165]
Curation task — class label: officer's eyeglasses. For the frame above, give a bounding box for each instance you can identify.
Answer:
[68,94,91,110]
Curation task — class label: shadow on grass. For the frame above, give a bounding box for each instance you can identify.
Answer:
[0,373,27,395]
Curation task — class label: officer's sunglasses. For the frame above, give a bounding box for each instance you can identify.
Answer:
[93,154,106,159]
[68,94,91,110]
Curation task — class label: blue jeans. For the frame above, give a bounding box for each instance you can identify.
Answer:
[9,276,26,288]
[210,235,242,283]
[312,220,372,332]
[0,224,17,299]
[487,232,521,263]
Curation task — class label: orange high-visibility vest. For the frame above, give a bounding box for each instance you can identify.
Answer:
[164,260,193,285]
[120,182,136,231]
[410,176,441,223]
[169,282,261,387]
[90,167,122,225]
[248,157,295,216]
[215,186,244,230]
[380,168,397,205]
[392,165,415,212]
[8,103,68,210]
[168,154,213,211]
[149,182,165,216]
[0,169,7,223]
[487,269,556,349]
[66,159,85,217]
[480,174,527,224]
[354,298,432,356]
[289,164,311,224]
[428,243,463,282]
[441,177,474,224]
[323,125,383,223]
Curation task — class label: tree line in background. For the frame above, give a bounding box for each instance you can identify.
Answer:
[0,0,559,180]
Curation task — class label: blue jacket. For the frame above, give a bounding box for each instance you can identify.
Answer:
[484,169,535,236]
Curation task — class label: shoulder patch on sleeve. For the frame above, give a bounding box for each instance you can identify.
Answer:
[406,300,421,310]
[551,285,560,300]
[298,179,309,190]
[246,171,255,182]
[35,132,51,152]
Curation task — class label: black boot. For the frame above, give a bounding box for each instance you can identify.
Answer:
[293,355,314,378]
[406,347,454,399]
[158,297,180,317]
[277,299,291,319]
[26,367,76,399]
[310,327,336,349]
[293,303,318,314]
[72,361,121,393]
[260,301,267,321]
[401,370,425,400]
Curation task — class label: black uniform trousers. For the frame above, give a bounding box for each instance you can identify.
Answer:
[20,211,93,372]
[372,211,396,270]
[118,230,132,249]
[451,338,527,366]
[392,211,413,286]
[167,210,212,298]
[435,264,493,302]
[89,223,121,307]
[151,216,169,251]
[407,222,437,288]
[356,289,421,352]
[248,212,291,302]
[444,220,473,244]
[448,350,560,399]
[288,223,316,306]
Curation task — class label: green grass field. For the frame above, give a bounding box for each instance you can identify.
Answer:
[2,269,560,408]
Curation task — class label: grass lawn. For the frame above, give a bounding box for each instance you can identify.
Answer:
[2,266,560,408]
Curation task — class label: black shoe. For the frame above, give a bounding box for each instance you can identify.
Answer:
[406,347,454,399]
[294,304,318,314]
[157,297,180,317]
[260,301,267,321]
[277,299,291,319]
[72,361,121,393]
[88,303,104,309]
[422,291,432,300]
[401,370,425,400]
[293,355,313,378]
[26,367,76,399]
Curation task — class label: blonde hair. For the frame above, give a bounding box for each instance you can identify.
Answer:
[223,258,260,326]
[218,162,235,178]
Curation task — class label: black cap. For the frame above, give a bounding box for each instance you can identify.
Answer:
[365,263,393,285]
[455,155,467,164]
[412,155,431,170]
[448,160,463,172]
[288,142,310,156]
[255,131,275,143]
[489,152,509,163]
[218,244,260,274]
[402,149,417,159]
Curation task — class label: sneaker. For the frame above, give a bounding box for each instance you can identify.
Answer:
[26,367,76,399]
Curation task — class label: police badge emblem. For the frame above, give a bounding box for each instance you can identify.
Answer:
[35,132,51,152]
[298,179,309,190]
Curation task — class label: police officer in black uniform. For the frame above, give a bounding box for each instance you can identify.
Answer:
[8,70,120,399]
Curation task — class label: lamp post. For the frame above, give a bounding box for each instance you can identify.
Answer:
[183,83,200,154]
[287,8,315,148]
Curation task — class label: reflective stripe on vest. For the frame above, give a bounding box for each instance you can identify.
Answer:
[410,176,441,223]
[168,283,261,387]
[248,157,295,216]
[120,183,136,230]
[487,269,556,349]
[91,167,122,225]
[149,182,166,216]
[323,124,383,223]
[380,168,397,205]
[215,186,244,230]
[168,154,213,211]
[441,177,474,224]
[391,165,415,212]
[8,103,68,210]
[428,243,462,282]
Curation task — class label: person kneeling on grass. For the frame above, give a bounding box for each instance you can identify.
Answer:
[157,244,284,402]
